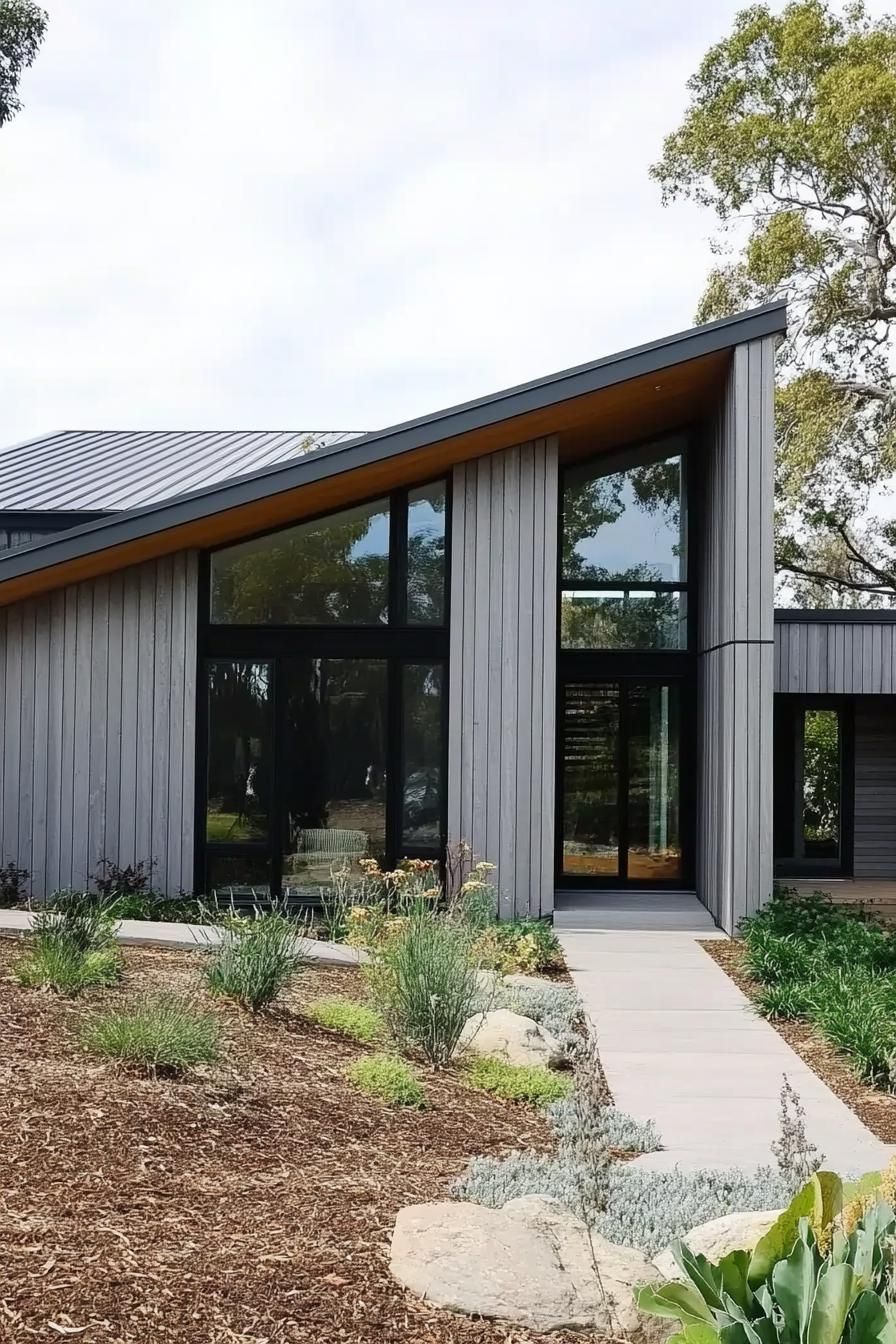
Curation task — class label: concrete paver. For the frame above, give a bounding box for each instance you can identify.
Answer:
[555,894,892,1174]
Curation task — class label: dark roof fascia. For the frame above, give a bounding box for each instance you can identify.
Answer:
[0,508,112,530]
[0,300,786,583]
[775,608,896,624]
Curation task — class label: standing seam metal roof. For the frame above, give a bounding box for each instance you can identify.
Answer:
[0,429,362,511]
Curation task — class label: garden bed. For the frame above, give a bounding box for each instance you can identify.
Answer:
[0,940,580,1344]
[701,937,896,1144]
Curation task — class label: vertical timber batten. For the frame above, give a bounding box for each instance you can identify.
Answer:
[447,438,558,919]
[0,553,199,897]
[697,337,777,932]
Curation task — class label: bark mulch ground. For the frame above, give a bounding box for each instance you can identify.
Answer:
[701,938,896,1145]
[0,940,575,1344]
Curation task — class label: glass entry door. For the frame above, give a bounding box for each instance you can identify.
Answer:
[558,678,684,885]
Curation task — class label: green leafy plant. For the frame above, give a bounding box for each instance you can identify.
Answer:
[637,1171,896,1343]
[15,890,121,994]
[364,910,479,1067]
[464,1056,572,1105]
[471,918,562,974]
[82,995,221,1074]
[346,1053,426,1107]
[203,912,307,1012]
[304,995,384,1043]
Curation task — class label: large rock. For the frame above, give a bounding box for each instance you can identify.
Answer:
[390,1195,664,1338]
[502,972,556,991]
[653,1208,782,1280]
[457,1008,563,1067]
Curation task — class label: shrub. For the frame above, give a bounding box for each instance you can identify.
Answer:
[203,912,307,1012]
[346,1053,426,1107]
[94,857,155,901]
[638,1171,896,1343]
[0,860,30,906]
[82,994,221,1074]
[471,919,562,974]
[753,978,816,1020]
[305,996,384,1043]
[365,911,479,1067]
[809,967,896,1086]
[464,1056,572,1104]
[15,890,121,994]
[547,1097,661,1155]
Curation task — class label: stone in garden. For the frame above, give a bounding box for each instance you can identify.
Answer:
[390,1195,664,1339]
[502,972,555,991]
[653,1208,782,1280]
[457,1008,564,1067]
[475,968,501,994]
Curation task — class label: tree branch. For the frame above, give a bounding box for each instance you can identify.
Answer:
[779,558,896,595]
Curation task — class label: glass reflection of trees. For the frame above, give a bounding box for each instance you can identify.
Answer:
[802,709,841,856]
[211,499,391,625]
[205,661,272,843]
[407,483,446,624]
[561,446,687,649]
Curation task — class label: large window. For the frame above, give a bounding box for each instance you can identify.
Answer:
[774,700,852,875]
[560,440,688,649]
[199,481,449,900]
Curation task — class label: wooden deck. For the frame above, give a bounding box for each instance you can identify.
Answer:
[786,878,896,923]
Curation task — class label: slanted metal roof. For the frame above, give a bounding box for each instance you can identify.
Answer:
[0,300,787,596]
[0,429,361,511]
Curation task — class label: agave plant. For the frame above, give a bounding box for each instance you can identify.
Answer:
[637,1171,896,1343]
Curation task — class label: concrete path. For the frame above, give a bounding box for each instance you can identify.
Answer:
[555,894,892,1174]
[0,908,365,968]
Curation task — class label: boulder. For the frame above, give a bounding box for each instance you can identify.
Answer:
[653,1208,782,1280]
[457,1008,564,1067]
[502,972,556,991]
[390,1195,664,1338]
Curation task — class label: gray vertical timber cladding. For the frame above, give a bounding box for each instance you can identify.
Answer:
[448,438,559,919]
[0,552,199,898]
[853,699,896,878]
[697,336,777,932]
[774,621,896,694]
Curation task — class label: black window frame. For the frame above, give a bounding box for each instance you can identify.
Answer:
[555,429,698,890]
[774,695,854,878]
[559,432,692,654]
[194,477,451,899]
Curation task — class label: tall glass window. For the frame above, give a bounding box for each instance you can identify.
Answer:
[401,664,444,848]
[281,658,388,892]
[560,441,687,649]
[774,701,848,874]
[210,498,391,625]
[406,482,446,624]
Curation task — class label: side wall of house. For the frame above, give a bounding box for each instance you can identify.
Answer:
[0,552,199,897]
[697,337,777,932]
[447,438,558,919]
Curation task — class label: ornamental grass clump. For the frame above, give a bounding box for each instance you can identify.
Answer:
[82,994,221,1075]
[15,889,121,994]
[740,887,896,1087]
[364,909,480,1068]
[203,911,307,1012]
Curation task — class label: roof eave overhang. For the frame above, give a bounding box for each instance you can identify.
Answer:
[0,301,786,601]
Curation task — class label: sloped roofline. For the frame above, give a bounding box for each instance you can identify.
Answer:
[0,300,786,585]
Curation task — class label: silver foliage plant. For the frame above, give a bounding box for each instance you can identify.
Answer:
[453,1154,789,1256]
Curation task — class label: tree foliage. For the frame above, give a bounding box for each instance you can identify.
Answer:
[653,0,896,604]
[0,0,47,128]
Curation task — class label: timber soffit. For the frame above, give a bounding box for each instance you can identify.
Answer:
[0,300,786,586]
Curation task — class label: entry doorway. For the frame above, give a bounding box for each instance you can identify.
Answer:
[556,677,688,887]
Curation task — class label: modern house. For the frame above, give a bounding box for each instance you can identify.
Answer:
[0,300,892,933]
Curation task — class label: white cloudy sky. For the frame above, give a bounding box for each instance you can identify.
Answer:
[0,1,871,444]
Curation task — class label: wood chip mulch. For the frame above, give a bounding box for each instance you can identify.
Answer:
[700,938,896,1145]
[0,941,579,1344]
